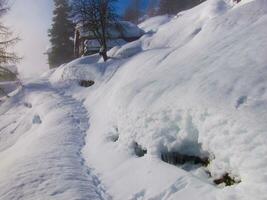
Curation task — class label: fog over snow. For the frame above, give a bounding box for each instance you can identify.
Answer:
[4,0,53,78]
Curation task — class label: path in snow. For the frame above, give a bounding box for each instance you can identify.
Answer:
[0,79,111,200]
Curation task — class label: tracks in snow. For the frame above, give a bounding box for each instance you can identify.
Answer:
[0,80,111,200]
[55,89,112,200]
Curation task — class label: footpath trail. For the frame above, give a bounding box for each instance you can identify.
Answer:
[0,79,111,200]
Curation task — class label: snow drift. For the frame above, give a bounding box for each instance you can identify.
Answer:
[51,0,267,199]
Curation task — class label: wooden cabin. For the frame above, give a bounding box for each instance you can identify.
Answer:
[74,21,144,58]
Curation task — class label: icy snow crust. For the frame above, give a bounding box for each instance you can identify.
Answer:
[1,0,267,199]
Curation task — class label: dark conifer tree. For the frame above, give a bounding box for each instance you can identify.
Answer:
[147,0,159,17]
[48,0,74,68]
[158,0,204,15]
[123,0,142,24]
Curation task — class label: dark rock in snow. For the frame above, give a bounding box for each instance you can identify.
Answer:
[214,173,241,186]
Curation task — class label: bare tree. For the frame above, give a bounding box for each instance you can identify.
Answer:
[0,0,19,65]
[0,0,20,97]
[71,0,118,61]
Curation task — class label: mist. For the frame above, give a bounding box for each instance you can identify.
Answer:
[4,0,53,78]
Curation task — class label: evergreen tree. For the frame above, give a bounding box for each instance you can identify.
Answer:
[147,0,159,17]
[123,0,142,24]
[48,0,74,69]
[158,0,204,15]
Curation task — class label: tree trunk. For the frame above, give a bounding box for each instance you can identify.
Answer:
[102,49,108,61]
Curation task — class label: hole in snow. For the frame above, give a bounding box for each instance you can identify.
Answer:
[214,173,241,187]
[235,95,247,109]
[109,134,119,142]
[161,151,209,167]
[24,102,32,108]
[32,114,42,124]
[133,142,147,157]
[191,28,202,36]
[107,126,119,142]
[79,80,95,88]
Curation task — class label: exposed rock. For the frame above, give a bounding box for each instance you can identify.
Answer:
[214,173,241,186]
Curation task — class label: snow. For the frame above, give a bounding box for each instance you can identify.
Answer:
[0,80,110,200]
[108,40,143,58]
[84,39,127,51]
[1,0,267,199]
[77,20,144,39]
[138,15,172,33]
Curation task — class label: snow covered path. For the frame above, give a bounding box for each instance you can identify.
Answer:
[0,79,110,200]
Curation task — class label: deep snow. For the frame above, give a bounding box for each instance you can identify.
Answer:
[1,0,267,199]
[0,80,110,200]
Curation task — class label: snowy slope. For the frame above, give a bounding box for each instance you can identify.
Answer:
[0,80,110,200]
[50,0,267,199]
[138,15,172,33]
[1,0,267,199]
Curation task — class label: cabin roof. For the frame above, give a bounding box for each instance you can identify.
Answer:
[76,21,144,39]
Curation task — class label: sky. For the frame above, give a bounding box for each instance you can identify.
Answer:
[3,0,148,78]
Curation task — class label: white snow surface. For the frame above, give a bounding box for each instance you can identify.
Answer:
[0,79,111,200]
[138,15,172,33]
[1,0,267,199]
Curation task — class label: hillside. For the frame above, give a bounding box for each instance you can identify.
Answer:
[1,0,267,199]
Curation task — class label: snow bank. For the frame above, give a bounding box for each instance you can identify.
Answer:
[49,55,105,83]
[138,15,172,33]
[109,40,143,58]
[74,0,266,199]
[0,80,109,200]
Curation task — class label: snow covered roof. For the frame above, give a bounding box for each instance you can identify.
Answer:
[84,39,127,50]
[76,21,144,39]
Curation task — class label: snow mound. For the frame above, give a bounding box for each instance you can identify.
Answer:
[47,0,267,199]
[73,0,266,199]
[0,80,109,200]
[138,15,172,33]
[109,40,143,58]
[50,55,105,84]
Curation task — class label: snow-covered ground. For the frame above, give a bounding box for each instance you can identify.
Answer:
[0,79,111,199]
[1,0,267,199]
